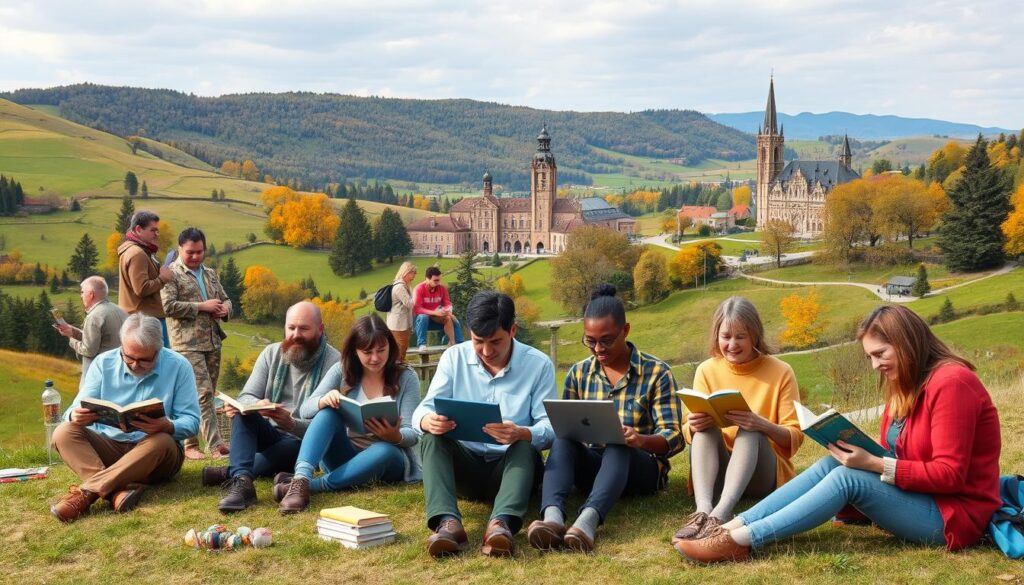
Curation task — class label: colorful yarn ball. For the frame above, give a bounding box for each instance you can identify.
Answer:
[250,527,273,548]
[236,526,252,546]
[184,528,201,549]
[225,534,243,550]
[206,524,228,534]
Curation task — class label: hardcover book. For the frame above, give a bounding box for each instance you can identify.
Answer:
[677,388,751,428]
[80,398,165,432]
[336,394,399,434]
[794,401,886,457]
[434,397,503,444]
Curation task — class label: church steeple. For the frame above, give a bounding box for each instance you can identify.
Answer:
[763,77,779,135]
[839,134,852,168]
[756,76,785,228]
[482,171,493,197]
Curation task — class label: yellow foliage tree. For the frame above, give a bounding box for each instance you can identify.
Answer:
[779,289,825,348]
[241,265,305,323]
[760,219,796,267]
[871,175,944,248]
[220,160,241,178]
[514,296,540,326]
[103,231,124,271]
[732,185,752,207]
[632,250,670,304]
[311,297,355,350]
[495,273,526,299]
[268,193,341,249]
[241,159,261,182]
[668,242,722,287]
[1002,183,1024,256]
[261,186,301,212]
[156,219,173,259]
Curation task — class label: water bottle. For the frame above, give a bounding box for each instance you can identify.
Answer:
[42,379,61,465]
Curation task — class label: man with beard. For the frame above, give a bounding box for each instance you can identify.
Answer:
[49,313,200,522]
[204,301,340,513]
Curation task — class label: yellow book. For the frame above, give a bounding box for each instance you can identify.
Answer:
[676,388,750,428]
[319,506,390,527]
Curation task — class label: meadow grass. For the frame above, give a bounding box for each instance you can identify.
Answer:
[756,261,953,287]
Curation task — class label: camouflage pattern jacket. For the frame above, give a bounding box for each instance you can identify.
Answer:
[160,258,231,353]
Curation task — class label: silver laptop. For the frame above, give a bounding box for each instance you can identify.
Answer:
[544,400,625,445]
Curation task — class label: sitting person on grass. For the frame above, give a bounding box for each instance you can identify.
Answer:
[675,304,1002,562]
[527,284,683,553]
[50,313,200,522]
[273,314,422,513]
[672,296,803,544]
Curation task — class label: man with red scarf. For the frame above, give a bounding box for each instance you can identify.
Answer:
[117,211,173,319]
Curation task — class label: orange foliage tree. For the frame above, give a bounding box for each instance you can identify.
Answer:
[732,185,752,207]
[103,231,124,271]
[779,289,825,348]
[495,273,525,299]
[1002,183,1024,256]
[240,265,304,322]
[268,193,341,249]
[310,297,355,349]
[668,242,723,287]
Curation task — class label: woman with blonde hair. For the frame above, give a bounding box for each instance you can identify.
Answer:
[386,261,417,361]
[672,296,802,545]
[676,304,1001,562]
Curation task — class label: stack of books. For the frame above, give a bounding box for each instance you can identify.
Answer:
[317,506,396,549]
[0,466,48,483]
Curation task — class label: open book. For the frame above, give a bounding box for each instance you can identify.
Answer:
[677,389,750,428]
[80,397,166,432]
[336,394,398,434]
[49,308,68,326]
[794,401,886,457]
[216,392,277,415]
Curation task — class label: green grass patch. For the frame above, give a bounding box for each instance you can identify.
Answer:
[757,261,951,286]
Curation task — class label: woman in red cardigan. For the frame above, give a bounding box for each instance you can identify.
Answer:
[675,304,1001,562]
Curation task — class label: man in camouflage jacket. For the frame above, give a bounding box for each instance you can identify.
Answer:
[161,227,232,460]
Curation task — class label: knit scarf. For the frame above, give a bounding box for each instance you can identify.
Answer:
[269,335,328,404]
[125,229,158,254]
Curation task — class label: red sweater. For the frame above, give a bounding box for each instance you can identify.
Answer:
[413,282,451,316]
[880,363,1001,550]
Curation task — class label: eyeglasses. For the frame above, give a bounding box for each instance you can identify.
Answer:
[581,330,623,350]
[121,350,156,368]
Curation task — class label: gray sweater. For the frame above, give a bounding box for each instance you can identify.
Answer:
[236,341,340,438]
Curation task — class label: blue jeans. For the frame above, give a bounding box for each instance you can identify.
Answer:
[227,413,302,479]
[414,313,463,346]
[294,408,405,493]
[738,456,946,548]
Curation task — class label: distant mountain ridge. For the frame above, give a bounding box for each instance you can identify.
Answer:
[706,111,1018,141]
[1,85,754,190]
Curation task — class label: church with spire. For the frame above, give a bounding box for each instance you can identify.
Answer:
[406,127,635,255]
[755,78,859,237]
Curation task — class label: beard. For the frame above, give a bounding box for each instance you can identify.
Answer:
[281,335,322,369]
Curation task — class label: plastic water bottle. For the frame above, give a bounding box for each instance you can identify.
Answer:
[42,379,61,465]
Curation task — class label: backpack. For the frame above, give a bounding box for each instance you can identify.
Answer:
[373,282,394,312]
[989,474,1024,558]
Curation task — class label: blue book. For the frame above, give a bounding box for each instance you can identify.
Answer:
[434,398,503,445]
[795,402,886,457]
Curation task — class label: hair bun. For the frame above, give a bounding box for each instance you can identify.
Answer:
[590,283,617,300]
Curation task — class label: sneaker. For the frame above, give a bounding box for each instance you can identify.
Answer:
[426,518,468,558]
[110,484,146,513]
[184,446,207,460]
[51,485,98,523]
[217,475,257,513]
[278,477,310,515]
[201,466,229,487]
[272,472,294,503]
[674,527,750,563]
[671,511,709,544]
[480,518,514,557]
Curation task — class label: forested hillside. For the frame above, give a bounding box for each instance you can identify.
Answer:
[3,85,754,190]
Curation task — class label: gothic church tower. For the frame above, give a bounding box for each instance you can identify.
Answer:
[530,126,556,249]
[756,78,784,227]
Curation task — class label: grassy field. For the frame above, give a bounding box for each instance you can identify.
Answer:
[756,261,953,287]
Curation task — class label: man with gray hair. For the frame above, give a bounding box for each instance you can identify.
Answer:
[202,301,340,513]
[55,275,128,377]
[49,313,200,523]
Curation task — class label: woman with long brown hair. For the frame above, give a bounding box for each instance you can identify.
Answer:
[676,304,1001,562]
[274,314,422,513]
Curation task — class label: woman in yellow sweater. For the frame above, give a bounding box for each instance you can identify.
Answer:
[672,296,803,545]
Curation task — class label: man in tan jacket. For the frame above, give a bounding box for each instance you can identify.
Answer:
[117,210,173,316]
[161,227,232,460]
[55,275,128,378]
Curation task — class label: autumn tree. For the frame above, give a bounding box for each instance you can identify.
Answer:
[156,219,173,259]
[267,193,340,248]
[926,142,967,185]
[676,214,693,237]
[939,136,1012,272]
[124,171,139,196]
[550,226,640,315]
[495,273,525,299]
[260,185,301,213]
[329,198,374,276]
[760,219,796,268]
[220,160,241,178]
[103,231,123,271]
[872,175,946,248]
[310,297,355,350]
[732,185,752,207]
[68,233,99,281]
[1001,183,1024,257]
[668,242,723,288]
[240,265,304,322]
[240,159,260,182]
[633,250,671,304]
[373,208,412,263]
[822,178,881,262]
[114,197,135,233]
[779,289,825,348]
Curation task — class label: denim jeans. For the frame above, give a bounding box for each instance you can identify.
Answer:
[227,413,302,479]
[294,407,405,493]
[413,314,463,346]
[738,455,946,548]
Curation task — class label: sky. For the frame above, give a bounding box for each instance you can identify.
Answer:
[2,0,1022,129]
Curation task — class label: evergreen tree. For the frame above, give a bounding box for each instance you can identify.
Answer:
[938,298,955,323]
[115,197,135,233]
[219,189,226,200]
[68,233,99,280]
[61,270,71,287]
[33,263,46,285]
[211,188,219,200]
[428,197,440,212]
[49,275,60,293]
[329,198,374,276]
[447,251,491,321]
[911,263,931,297]
[140,181,149,198]
[938,136,1012,271]
[1006,291,1019,311]
[372,208,412,263]
[124,171,139,196]
[218,257,244,317]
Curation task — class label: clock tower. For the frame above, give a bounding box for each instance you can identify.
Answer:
[530,125,556,250]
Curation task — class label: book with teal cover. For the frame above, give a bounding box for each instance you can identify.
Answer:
[434,398,502,444]
[795,402,886,457]
[337,395,399,434]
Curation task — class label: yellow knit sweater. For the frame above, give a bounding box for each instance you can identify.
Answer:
[683,355,803,488]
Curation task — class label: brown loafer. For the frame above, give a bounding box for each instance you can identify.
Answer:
[278,476,310,515]
[110,483,146,513]
[674,527,750,563]
[563,526,595,554]
[671,511,709,544]
[481,518,514,557]
[427,518,468,558]
[527,520,566,551]
[51,485,98,523]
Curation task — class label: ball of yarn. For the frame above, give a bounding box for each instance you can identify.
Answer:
[207,524,228,534]
[236,526,253,546]
[250,527,273,548]
[184,528,201,549]
[224,533,243,550]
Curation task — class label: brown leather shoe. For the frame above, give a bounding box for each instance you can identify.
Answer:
[427,518,468,558]
[672,512,709,544]
[695,515,722,539]
[278,476,310,514]
[201,466,228,487]
[674,527,751,563]
[110,484,146,513]
[51,486,98,523]
[481,518,514,557]
[272,472,294,503]
[184,446,206,460]
[563,526,595,554]
[527,520,566,551]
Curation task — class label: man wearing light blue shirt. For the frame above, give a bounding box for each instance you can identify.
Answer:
[413,291,555,558]
[50,314,199,523]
